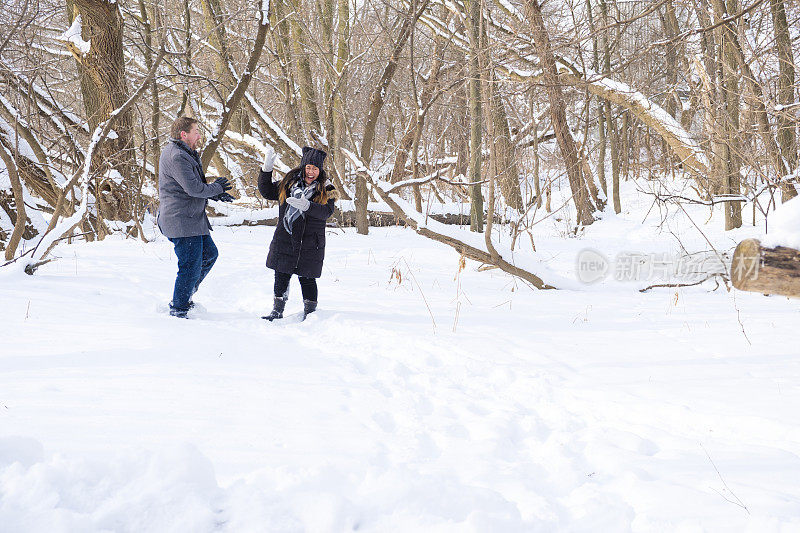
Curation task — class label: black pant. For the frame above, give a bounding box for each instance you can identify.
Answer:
[274,271,318,302]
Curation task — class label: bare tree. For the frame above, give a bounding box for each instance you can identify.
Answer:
[526,0,596,227]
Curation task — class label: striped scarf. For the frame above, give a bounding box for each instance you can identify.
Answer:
[283,180,317,235]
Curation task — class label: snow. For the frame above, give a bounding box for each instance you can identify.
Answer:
[0,149,49,242]
[23,121,107,264]
[58,16,91,56]
[761,195,800,249]
[0,117,37,162]
[222,131,291,173]
[11,73,88,143]
[2,179,800,530]
[245,94,302,156]
[562,61,709,172]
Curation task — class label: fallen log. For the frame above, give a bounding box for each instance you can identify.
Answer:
[731,238,800,297]
[340,148,561,289]
[207,208,493,228]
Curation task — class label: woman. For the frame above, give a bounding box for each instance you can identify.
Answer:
[258,145,339,320]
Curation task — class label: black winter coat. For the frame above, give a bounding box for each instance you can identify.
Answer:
[258,169,337,278]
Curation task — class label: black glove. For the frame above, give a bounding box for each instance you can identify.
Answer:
[211,192,234,202]
[213,177,233,192]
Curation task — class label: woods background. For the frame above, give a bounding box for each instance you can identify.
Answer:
[0,0,797,280]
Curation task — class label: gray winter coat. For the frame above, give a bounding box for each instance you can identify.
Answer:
[157,139,223,238]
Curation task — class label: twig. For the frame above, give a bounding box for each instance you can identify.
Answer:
[646,192,749,206]
[701,443,750,515]
[675,203,727,275]
[1,246,34,267]
[730,290,752,346]
[386,173,487,193]
[639,274,725,293]
[401,257,436,334]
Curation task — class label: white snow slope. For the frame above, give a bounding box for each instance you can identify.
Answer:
[1,183,799,532]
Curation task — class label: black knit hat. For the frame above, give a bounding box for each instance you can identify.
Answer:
[300,146,326,170]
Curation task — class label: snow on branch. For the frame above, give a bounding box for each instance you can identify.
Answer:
[494,58,710,176]
[386,168,487,193]
[21,45,167,273]
[223,131,292,173]
[559,59,709,175]
[244,93,302,157]
[58,15,91,56]
[201,4,271,171]
[421,0,709,178]
[341,149,575,290]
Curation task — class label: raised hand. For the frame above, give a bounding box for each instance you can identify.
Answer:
[262,145,276,173]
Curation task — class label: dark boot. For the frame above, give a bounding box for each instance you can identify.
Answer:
[169,306,188,319]
[262,296,287,321]
[169,300,194,313]
[302,299,317,319]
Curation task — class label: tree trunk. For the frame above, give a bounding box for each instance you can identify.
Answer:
[200,6,269,171]
[714,0,742,230]
[600,0,620,214]
[271,0,304,141]
[390,51,441,184]
[526,0,595,227]
[178,0,192,115]
[67,0,136,223]
[475,8,522,213]
[289,0,322,139]
[465,0,483,232]
[318,0,347,198]
[201,0,251,136]
[0,140,28,260]
[732,238,800,297]
[485,62,522,213]
[138,0,161,185]
[586,0,606,197]
[531,111,543,209]
[357,0,429,234]
[661,0,681,121]
[770,0,797,196]
[332,0,350,199]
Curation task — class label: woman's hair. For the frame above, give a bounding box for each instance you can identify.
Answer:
[277,166,330,204]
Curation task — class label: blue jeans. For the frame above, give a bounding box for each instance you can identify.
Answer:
[169,234,218,312]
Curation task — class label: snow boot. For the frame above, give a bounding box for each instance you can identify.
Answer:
[302,299,317,320]
[262,296,287,321]
[169,300,195,316]
[169,306,188,319]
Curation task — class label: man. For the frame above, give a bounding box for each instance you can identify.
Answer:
[158,116,233,318]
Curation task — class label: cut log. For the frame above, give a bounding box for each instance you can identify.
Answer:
[731,238,800,297]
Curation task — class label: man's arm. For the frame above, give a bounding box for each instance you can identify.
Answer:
[171,152,224,198]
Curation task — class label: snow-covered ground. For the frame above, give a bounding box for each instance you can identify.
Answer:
[2,181,800,531]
